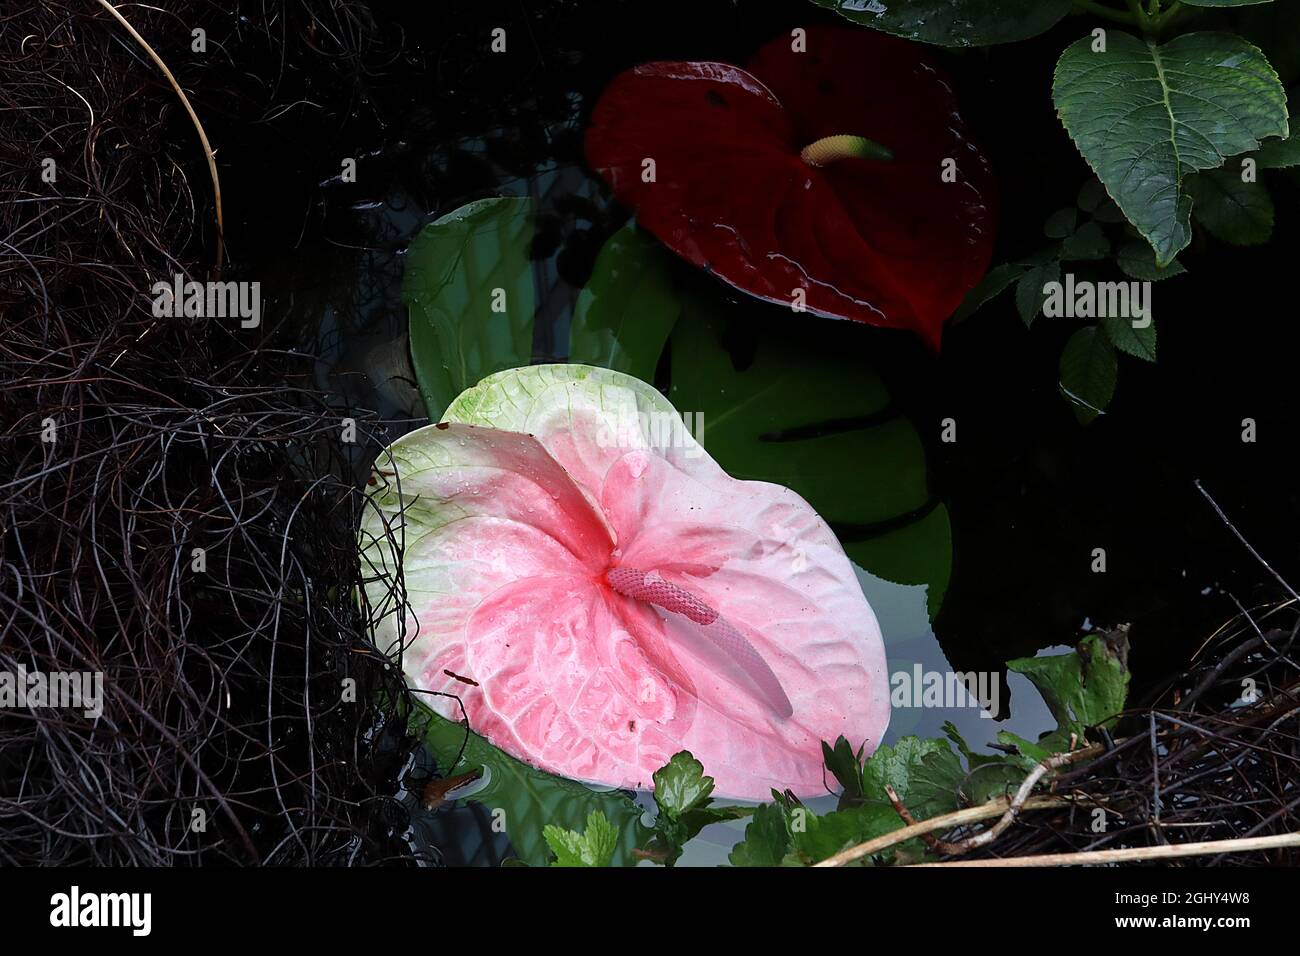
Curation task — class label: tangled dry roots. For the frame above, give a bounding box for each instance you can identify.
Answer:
[0,1,419,864]
[956,600,1300,865]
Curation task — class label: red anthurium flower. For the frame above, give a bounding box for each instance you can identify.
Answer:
[585,25,997,350]
[360,366,891,799]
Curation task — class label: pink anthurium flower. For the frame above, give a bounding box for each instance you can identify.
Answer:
[359,365,889,799]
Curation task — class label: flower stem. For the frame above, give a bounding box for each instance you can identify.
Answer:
[1152,0,1184,31]
[1123,0,1159,34]
[800,134,894,167]
[1071,0,1139,26]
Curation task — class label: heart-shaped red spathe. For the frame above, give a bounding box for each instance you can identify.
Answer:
[585,25,997,350]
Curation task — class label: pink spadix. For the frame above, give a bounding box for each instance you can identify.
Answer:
[605,567,794,719]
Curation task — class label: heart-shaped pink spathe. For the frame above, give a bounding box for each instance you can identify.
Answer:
[359,365,890,799]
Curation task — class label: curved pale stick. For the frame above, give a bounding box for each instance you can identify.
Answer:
[606,567,794,719]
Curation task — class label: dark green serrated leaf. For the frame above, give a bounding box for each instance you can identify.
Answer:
[941,722,1026,803]
[1059,327,1117,424]
[728,801,793,866]
[1101,313,1157,362]
[905,747,965,819]
[1077,178,1108,212]
[1186,168,1276,245]
[1061,221,1111,261]
[996,729,1055,767]
[1045,207,1078,238]
[1053,32,1288,266]
[941,722,983,764]
[963,760,1028,803]
[953,261,1034,321]
[822,736,867,804]
[1251,86,1300,167]
[1256,135,1300,167]
[1237,12,1300,85]
[861,736,950,807]
[1015,260,1061,325]
[1116,241,1186,281]
[808,0,1071,47]
[783,804,904,865]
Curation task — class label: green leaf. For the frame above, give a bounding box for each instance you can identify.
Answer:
[1044,207,1078,238]
[414,705,648,867]
[997,632,1132,764]
[789,804,902,864]
[941,723,1026,803]
[544,810,620,867]
[568,224,680,381]
[734,738,971,866]
[953,261,1034,321]
[1255,135,1300,167]
[1059,327,1117,424]
[729,801,794,866]
[1186,168,1276,245]
[842,507,952,623]
[646,752,748,866]
[822,736,867,805]
[670,310,953,617]
[652,751,715,820]
[905,747,966,820]
[1237,12,1300,85]
[669,312,890,527]
[861,735,953,817]
[1180,0,1273,6]
[996,730,1055,766]
[1053,31,1288,266]
[808,0,1072,47]
[914,736,1023,809]
[404,197,536,418]
[1077,178,1109,213]
[954,246,1061,324]
[1007,631,1131,745]
[1015,260,1061,325]
[1061,221,1110,261]
[740,632,1134,865]
[1241,87,1300,166]
[781,758,953,864]
[1116,241,1186,281]
[941,722,986,766]
[1100,313,1157,362]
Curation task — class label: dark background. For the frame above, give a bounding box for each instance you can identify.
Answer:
[209,0,1300,710]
